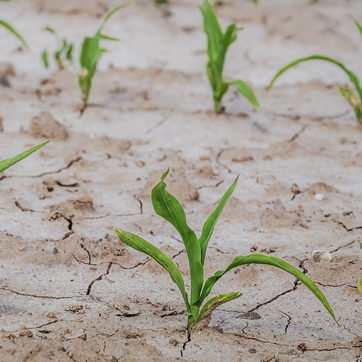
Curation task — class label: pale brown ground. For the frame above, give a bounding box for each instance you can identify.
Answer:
[0,0,362,361]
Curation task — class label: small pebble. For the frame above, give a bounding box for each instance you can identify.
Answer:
[312,250,332,263]
[314,193,324,201]
[169,338,178,346]
[18,326,33,338]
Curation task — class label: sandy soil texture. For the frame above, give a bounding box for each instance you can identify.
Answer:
[1,0,362,361]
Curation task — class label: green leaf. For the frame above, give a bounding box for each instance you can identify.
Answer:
[199,176,238,265]
[353,18,362,41]
[199,1,255,114]
[66,43,74,62]
[231,80,260,109]
[44,26,56,35]
[191,291,242,329]
[194,254,337,324]
[96,3,130,36]
[115,228,190,311]
[268,55,362,101]
[79,37,103,105]
[338,86,362,122]
[41,50,49,68]
[0,19,29,49]
[79,4,129,106]
[359,279,362,297]
[0,141,49,174]
[97,34,120,42]
[199,0,223,64]
[151,170,204,309]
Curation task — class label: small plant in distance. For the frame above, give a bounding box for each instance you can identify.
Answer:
[115,170,337,332]
[0,141,48,174]
[79,3,129,111]
[0,19,28,49]
[41,27,74,70]
[268,19,362,124]
[199,0,259,114]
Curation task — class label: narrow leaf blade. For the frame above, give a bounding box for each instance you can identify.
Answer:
[0,19,29,49]
[0,141,49,174]
[192,291,242,329]
[195,254,337,324]
[268,55,362,100]
[231,80,260,109]
[115,228,190,311]
[96,3,130,36]
[41,50,49,68]
[97,34,120,42]
[353,18,362,41]
[199,176,238,264]
[199,0,223,62]
[151,170,204,306]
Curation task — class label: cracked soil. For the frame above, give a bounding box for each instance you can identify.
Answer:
[0,0,362,361]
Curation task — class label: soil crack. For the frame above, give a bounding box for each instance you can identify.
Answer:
[180,330,191,358]
[0,287,75,299]
[86,261,113,295]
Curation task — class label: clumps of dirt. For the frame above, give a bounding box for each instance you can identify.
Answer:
[307,182,339,195]
[260,198,308,229]
[26,111,68,141]
[306,255,362,286]
[263,142,309,160]
[139,169,199,204]
[195,165,216,178]
[0,335,164,362]
[218,147,254,163]
[72,196,94,211]
[0,62,15,88]
[266,182,291,197]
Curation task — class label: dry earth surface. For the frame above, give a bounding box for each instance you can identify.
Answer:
[1,0,362,361]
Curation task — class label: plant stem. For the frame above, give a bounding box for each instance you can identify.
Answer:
[354,105,362,124]
[213,98,224,114]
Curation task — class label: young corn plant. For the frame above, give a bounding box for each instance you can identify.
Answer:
[268,19,362,124]
[200,0,259,114]
[0,19,29,49]
[115,170,337,333]
[0,141,48,174]
[79,4,128,110]
[41,27,74,70]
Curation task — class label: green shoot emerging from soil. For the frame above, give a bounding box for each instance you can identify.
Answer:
[79,3,129,110]
[199,0,259,114]
[115,170,337,332]
[268,19,362,124]
[0,19,29,49]
[0,141,48,174]
[41,27,74,70]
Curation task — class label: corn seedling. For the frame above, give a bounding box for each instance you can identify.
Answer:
[0,141,48,174]
[200,0,259,114]
[0,19,28,49]
[41,27,74,70]
[79,4,129,110]
[115,170,337,332]
[268,19,362,124]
